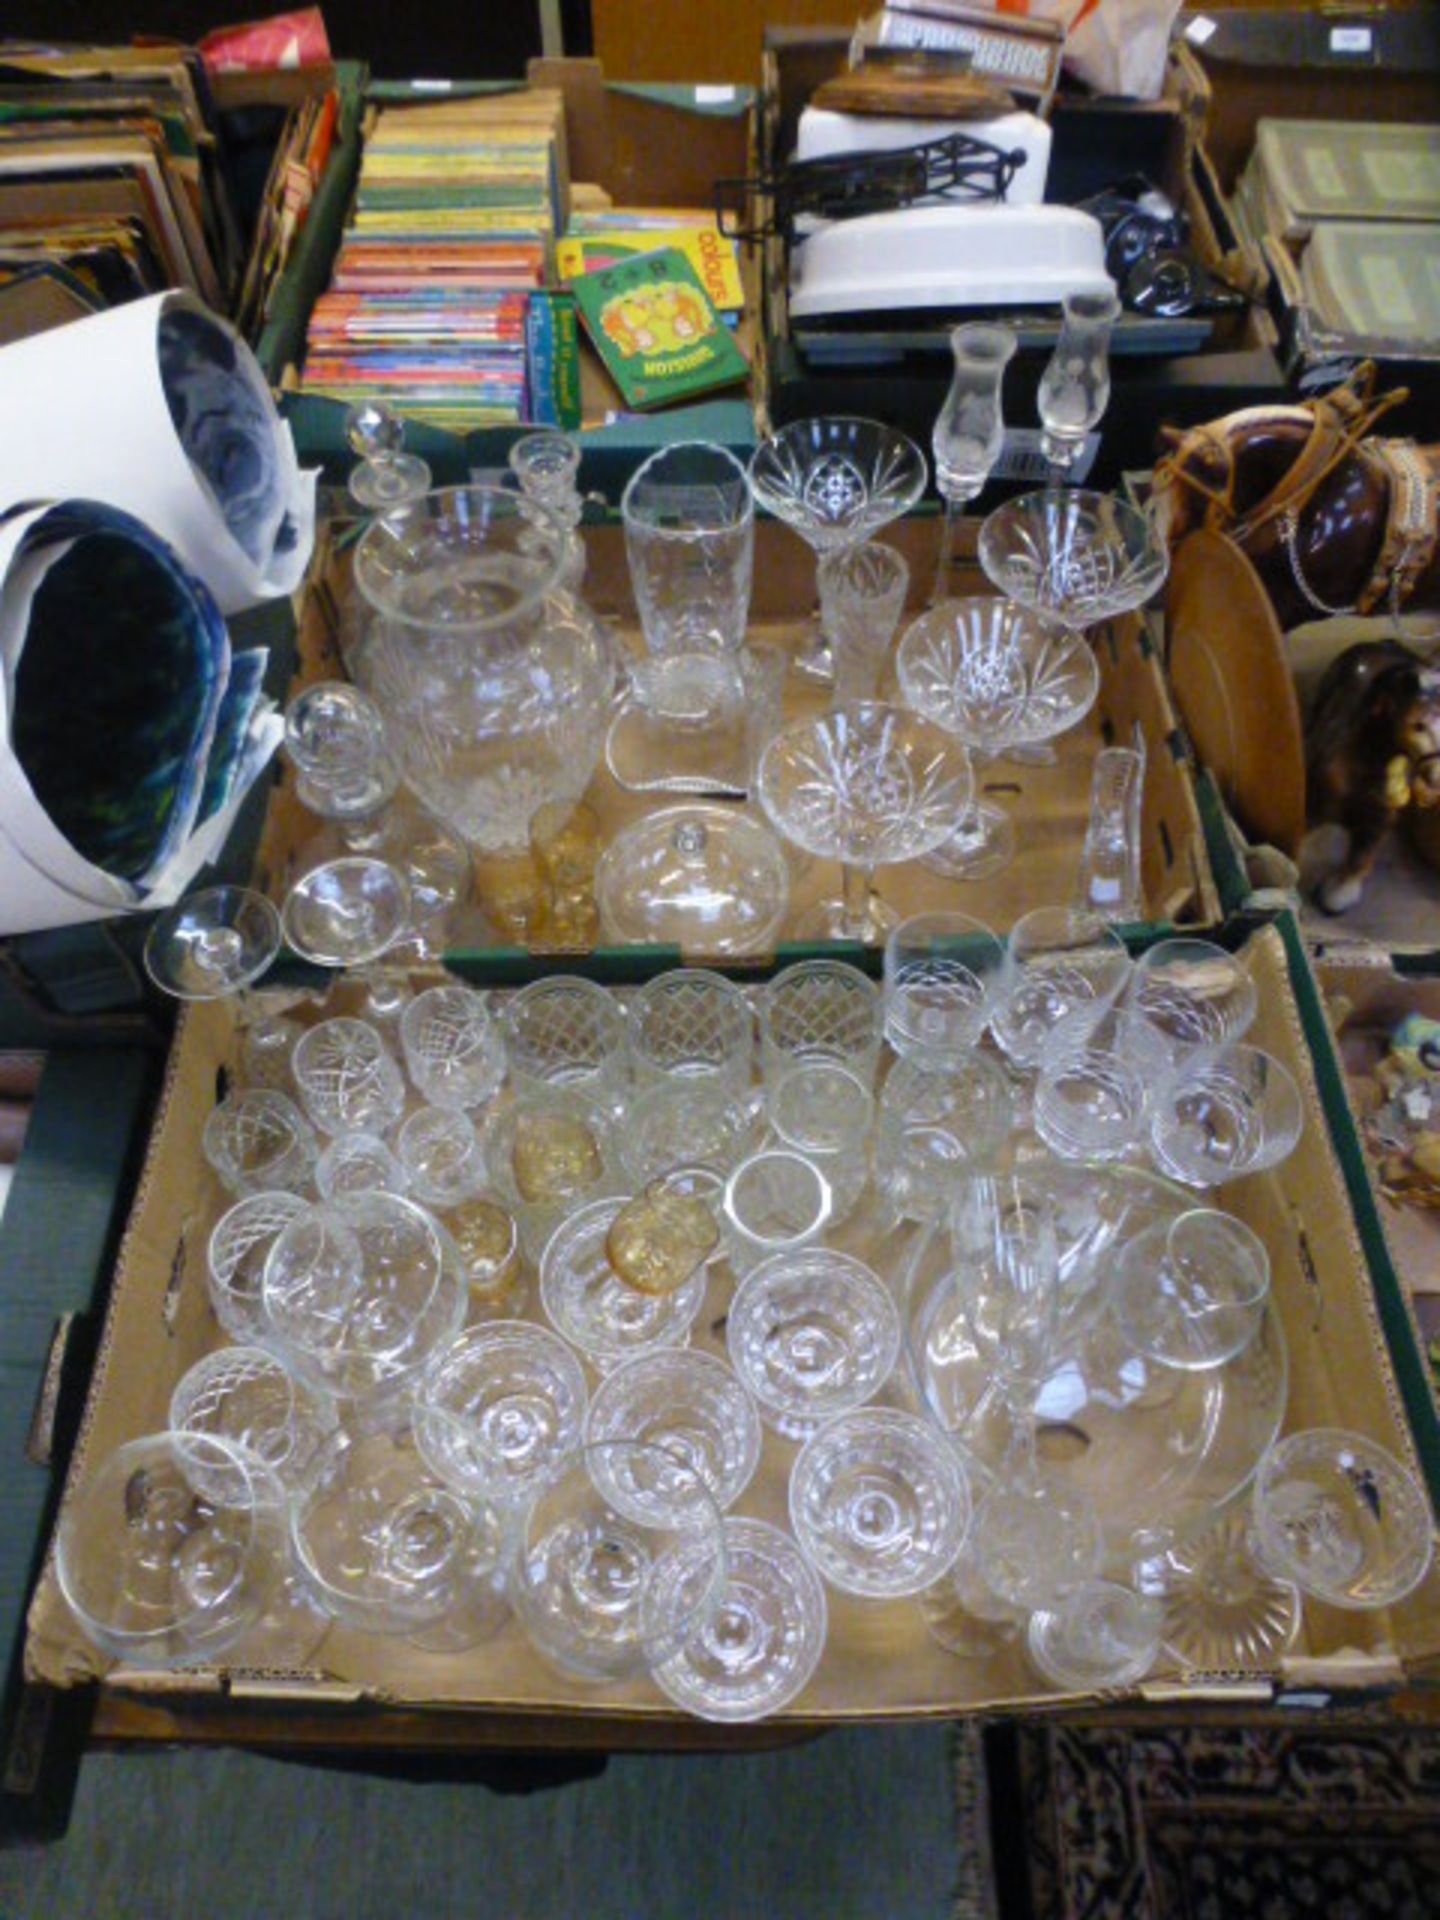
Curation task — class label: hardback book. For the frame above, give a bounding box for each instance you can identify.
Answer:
[568,246,748,411]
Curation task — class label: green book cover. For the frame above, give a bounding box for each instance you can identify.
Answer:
[569,245,748,411]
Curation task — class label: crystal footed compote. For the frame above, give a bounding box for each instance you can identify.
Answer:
[748,417,926,681]
[144,886,281,1001]
[758,702,974,943]
[931,322,1016,603]
[897,596,1100,878]
[978,489,1168,639]
[346,399,431,511]
[651,1517,828,1723]
[1037,289,1121,486]
[510,1438,727,1682]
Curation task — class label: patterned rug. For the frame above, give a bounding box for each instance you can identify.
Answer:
[982,1722,1440,1920]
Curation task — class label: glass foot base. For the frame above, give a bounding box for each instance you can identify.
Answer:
[1161,1510,1301,1672]
[792,628,834,684]
[793,895,898,945]
[920,803,1015,881]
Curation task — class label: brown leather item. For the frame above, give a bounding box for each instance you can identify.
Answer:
[1166,528,1307,857]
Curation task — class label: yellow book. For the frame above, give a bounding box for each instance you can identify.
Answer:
[556,228,743,313]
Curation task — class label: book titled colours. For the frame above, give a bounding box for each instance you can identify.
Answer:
[568,246,748,410]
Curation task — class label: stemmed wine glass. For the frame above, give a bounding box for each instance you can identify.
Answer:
[757,701,974,943]
[747,417,927,682]
[144,885,282,1000]
[931,323,1016,603]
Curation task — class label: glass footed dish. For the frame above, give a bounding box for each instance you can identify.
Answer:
[896,597,1100,756]
[595,804,790,958]
[978,489,1169,631]
[902,1165,1288,1559]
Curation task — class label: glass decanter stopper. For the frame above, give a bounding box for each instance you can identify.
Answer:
[509,429,587,592]
[1077,742,1145,922]
[1037,288,1121,484]
[346,400,432,511]
[932,323,1016,603]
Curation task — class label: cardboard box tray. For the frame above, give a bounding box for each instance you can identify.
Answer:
[22,921,1440,1743]
[249,511,1219,978]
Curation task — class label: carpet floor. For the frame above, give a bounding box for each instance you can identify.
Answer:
[0,1723,971,1920]
[988,1721,1440,1920]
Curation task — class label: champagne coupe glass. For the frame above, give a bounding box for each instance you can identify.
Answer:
[584,1349,762,1513]
[727,1248,900,1440]
[650,1517,828,1723]
[291,1426,509,1648]
[144,886,281,1001]
[413,1320,589,1513]
[896,596,1099,879]
[1251,1428,1434,1611]
[510,1438,727,1681]
[56,1430,289,1669]
[747,417,926,682]
[1027,1578,1163,1690]
[789,1407,972,1600]
[978,488,1169,642]
[757,702,974,943]
[346,399,431,511]
[1037,288,1121,485]
[931,322,1016,602]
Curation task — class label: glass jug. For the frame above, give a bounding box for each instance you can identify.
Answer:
[352,486,614,855]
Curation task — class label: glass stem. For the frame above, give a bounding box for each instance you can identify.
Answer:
[841,861,875,943]
[932,493,972,605]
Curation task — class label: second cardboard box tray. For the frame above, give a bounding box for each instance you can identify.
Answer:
[251,513,1219,978]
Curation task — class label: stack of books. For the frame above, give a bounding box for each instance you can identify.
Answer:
[301,90,571,430]
[0,39,241,346]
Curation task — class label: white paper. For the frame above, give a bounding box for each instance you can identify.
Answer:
[0,291,316,615]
